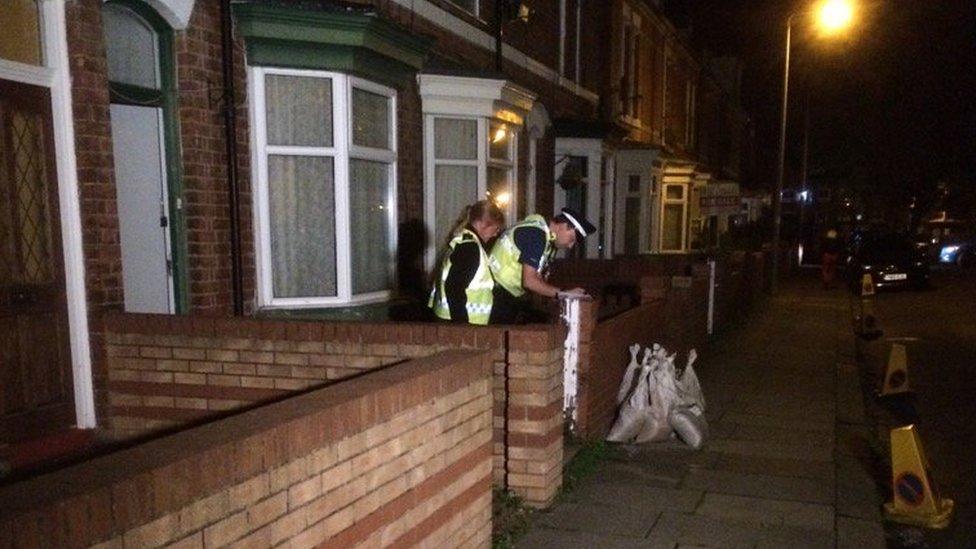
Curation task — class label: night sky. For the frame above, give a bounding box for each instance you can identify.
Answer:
[668,0,976,220]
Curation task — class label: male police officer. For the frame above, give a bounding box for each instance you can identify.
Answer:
[487,207,595,323]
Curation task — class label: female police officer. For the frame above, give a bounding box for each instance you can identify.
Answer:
[428,200,505,324]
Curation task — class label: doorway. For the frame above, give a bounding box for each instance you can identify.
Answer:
[0,78,75,439]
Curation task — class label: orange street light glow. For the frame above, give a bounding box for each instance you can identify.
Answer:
[817,0,855,34]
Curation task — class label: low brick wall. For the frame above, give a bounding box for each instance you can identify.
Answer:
[576,300,663,438]
[570,252,771,439]
[0,350,493,547]
[94,313,565,508]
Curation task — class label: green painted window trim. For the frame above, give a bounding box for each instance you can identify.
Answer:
[232,4,432,88]
[104,0,189,314]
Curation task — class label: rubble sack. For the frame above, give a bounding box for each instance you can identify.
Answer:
[606,344,708,449]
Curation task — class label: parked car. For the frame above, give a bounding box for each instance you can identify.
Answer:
[918,220,974,268]
[848,232,929,291]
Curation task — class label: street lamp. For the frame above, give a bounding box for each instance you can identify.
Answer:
[770,0,857,293]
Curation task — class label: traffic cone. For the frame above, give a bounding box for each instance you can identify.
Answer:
[860,273,875,297]
[883,425,953,529]
[881,343,912,396]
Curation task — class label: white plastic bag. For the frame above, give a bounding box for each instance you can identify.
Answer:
[606,361,652,442]
[676,349,706,412]
[633,368,673,443]
[617,344,642,405]
[669,405,708,449]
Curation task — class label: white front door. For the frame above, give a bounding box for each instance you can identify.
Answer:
[110,104,174,313]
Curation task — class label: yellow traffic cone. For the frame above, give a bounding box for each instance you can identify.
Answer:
[884,425,953,528]
[860,273,875,297]
[881,343,912,396]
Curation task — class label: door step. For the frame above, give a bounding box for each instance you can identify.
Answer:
[0,429,96,478]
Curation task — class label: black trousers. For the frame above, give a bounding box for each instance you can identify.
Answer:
[489,286,549,324]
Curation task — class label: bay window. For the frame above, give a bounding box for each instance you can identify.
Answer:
[251,67,396,307]
[419,74,535,267]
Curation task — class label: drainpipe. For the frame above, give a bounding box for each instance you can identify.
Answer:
[220,0,245,316]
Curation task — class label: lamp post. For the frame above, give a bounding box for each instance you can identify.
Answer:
[770,0,856,293]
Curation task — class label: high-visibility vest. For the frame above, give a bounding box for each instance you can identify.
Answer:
[428,229,495,325]
[489,214,555,297]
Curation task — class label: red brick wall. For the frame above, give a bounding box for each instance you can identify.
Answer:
[576,299,664,441]
[176,2,254,315]
[94,313,566,507]
[0,351,493,547]
[66,0,123,310]
[66,1,254,315]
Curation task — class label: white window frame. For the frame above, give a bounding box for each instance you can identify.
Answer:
[659,183,688,253]
[249,67,398,308]
[418,74,535,269]
[423,115,518,267]
[487,119,517,211]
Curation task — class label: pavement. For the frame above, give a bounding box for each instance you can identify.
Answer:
[516,274,888,548]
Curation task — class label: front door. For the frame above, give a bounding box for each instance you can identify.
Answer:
[0,78,74,440]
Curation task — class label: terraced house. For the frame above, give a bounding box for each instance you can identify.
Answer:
[0,0,760,546]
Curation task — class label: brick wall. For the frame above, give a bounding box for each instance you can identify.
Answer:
[95,313,565,507]
[0,350,493,547]
[576,299,663,441]
[176,2,254,315]
[66,0,123,310]
[569,253,772,439]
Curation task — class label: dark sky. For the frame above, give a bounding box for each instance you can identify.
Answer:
[667,0,976,214]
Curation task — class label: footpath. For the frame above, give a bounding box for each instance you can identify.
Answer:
[516,274,888,548]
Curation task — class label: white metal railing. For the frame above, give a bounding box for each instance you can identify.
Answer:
[559,293,591,435]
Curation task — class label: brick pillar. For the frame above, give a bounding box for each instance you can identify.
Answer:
[504,326,565,508]
[574,298,599,439]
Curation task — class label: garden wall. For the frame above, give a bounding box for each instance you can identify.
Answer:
[0,351,493,547]
[94,314,566,508]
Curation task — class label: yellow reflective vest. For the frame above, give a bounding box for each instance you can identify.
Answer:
[428,229,494,325]
[488,215,555,297]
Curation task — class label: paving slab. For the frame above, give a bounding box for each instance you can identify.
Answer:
[708,453,835,483]
[535,501,659,537]
[836,516,886,549]
[695,493,834,531]
[682,469,834,505]
[570,481,704,512]
[705,437,834,462]
[644,511,763,548]
[717,411,833,434]
[514,528,654,549]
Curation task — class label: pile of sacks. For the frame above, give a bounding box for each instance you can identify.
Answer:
[606,343,708,449]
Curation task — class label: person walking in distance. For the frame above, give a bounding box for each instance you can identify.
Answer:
[487,207,595,323]
[428,200,505,325]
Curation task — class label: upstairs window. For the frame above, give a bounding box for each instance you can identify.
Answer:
[250,68,396,307]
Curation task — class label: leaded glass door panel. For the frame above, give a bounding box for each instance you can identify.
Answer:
[0,79,74,440]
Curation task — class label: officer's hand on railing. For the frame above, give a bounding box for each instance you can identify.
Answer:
[556,288,592,300]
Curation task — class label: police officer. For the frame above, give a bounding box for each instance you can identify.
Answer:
[428,200,505,325]
[488,207,596,323]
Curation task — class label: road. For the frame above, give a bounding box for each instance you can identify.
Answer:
[859,267,976,547]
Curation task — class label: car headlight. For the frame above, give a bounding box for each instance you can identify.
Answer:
[940,245,961,263]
